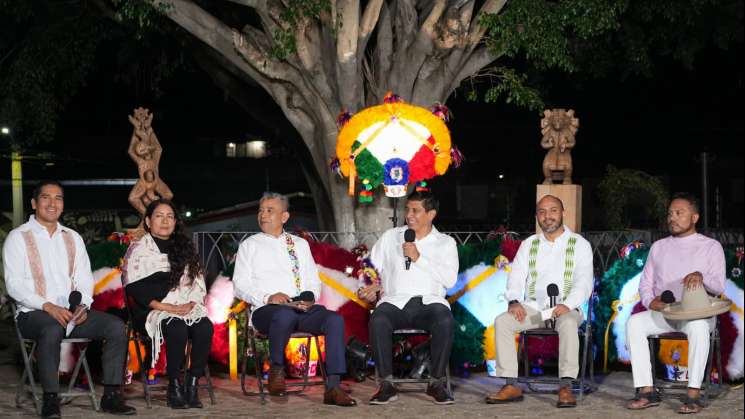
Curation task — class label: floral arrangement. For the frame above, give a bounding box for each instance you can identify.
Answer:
[332,92,461,202]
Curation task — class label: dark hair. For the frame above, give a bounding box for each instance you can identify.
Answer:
[143,199,203,288]
[32,180,64,201]
[671,192,700,214]
[407,190,439,212]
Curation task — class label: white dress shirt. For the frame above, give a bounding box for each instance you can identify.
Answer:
[3,216,94,314]
[370,226,459,310]
[232,232,321,310]
[504,226,593,311]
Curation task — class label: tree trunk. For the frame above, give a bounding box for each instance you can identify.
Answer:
[153,0,506,238]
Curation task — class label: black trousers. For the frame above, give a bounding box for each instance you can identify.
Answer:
[252,304,347,376]
[161,317,214,380]
[369,297,454,379]
[17,309,128,393]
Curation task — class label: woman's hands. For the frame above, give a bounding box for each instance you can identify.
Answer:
[150,300,196,316]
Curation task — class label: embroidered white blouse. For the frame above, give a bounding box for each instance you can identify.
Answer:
[504,226,594,311]
[3,216,94,314]
[232,232,321,310]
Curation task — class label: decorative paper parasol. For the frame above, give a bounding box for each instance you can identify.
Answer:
[332,93,462,202]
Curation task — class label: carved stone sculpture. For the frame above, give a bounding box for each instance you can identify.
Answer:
[127,108,173,216]
[540,108,579,185]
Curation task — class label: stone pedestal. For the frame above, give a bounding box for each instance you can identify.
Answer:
[536,184,582,233]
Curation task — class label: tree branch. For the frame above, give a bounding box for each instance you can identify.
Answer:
[335,0,361,109]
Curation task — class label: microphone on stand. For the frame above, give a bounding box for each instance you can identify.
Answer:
[404,228,416,270]
[68,290,82,312]
[292,291,316,303]
[661,290,676,304]
[547,284,560,329]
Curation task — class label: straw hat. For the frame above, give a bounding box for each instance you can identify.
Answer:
[661,286,732,321]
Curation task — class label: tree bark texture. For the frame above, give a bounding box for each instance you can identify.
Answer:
[154,0,506,234]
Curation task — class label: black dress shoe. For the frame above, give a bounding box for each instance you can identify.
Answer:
[41,393,61,419]
[100,391,137,415]
[185,374,203,408]
[166,378,188,409]
[426,380,454,405]
[369,380,398,405]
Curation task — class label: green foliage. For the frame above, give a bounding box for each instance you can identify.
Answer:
[457,236,504,274]
[481,67,545,111]
[476,0,742,110]
[111,0,172,35]
[597,165,669,230]
[268,0,333,60]
[482,0,626,73]
[352,140,384,189]
[0,1,109,149]
[87,240,129,271]
[451,301,486,367]
[594,246,650,365]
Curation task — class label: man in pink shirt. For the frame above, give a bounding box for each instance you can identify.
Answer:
[625,193,725,414]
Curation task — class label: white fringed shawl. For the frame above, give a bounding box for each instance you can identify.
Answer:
[123,233,208,368]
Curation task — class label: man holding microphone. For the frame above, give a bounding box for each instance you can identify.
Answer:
[4,181,135,418]
[358,190,459,405]
[485,195,593,408]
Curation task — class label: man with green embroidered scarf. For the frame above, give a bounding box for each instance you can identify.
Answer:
[485,195,593,408]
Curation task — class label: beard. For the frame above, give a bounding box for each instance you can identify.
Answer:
[539,216,563,234]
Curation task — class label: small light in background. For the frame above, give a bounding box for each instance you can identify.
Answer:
[1,127,9,135]
[185,211,192,218]
[498,174,505,180]
[245,140,268,159]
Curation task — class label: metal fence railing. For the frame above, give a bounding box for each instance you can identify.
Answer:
[194,229,743,280]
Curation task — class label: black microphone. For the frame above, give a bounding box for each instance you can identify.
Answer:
[547,284,559,329]
[661,290,676,304]
[292,291,315,303]
[68,290,82,312]
[404,228,416,270]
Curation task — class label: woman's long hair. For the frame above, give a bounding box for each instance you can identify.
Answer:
[143,199,203,288]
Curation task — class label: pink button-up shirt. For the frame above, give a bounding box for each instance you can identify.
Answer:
[639,233,726,309]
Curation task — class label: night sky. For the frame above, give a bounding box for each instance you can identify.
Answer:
[1,34,742,231]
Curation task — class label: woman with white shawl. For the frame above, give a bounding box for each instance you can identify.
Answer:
[123,200,212,409]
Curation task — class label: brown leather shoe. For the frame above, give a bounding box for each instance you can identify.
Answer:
[324,386,357,407]
[267,366,287,396]
[557,385,576,408]
[485,384,523,404]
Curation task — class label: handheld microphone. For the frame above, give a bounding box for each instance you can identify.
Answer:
[68,290,82,312]
[292,291,315,303]
[547,284,560,329]
[404,228,416,270]
[661,290,676,304]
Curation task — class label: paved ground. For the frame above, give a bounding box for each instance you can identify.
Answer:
[0,320,742,418]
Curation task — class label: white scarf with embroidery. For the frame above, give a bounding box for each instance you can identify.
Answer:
[123,233,208,368]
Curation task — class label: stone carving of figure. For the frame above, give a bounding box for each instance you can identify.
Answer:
[540,109,579,185]
[127,108,173,215]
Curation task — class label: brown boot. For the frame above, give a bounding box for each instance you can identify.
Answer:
[324,386,357,407]
[557,385,576,408]
[485,384,523,404]
[267,366,286,396]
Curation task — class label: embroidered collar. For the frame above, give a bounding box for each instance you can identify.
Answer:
[27,215,71,236]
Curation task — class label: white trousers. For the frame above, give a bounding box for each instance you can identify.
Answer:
[626,310,714,389]
[493,305,582,378]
